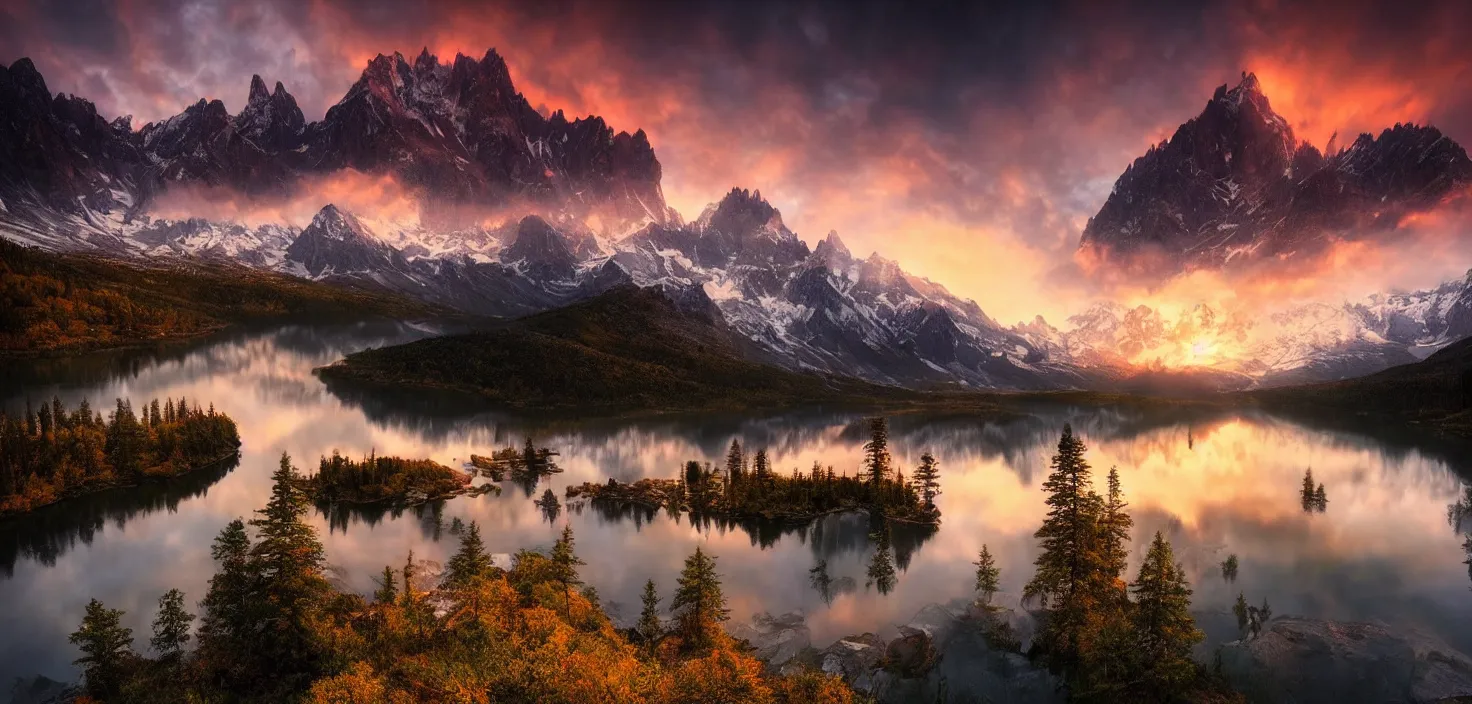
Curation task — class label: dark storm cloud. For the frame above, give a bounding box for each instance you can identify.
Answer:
[4,0,1471,321]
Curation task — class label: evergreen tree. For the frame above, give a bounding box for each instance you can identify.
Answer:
[671,546,729,649]
[866,529,897,595]
[1024,424,1108,671]
[550,525,586,613]
[913,452,941,509]
[725,439,744,487]
[1301,468,1317,511]
[974,544,1000,606]
[1130,532,1203,698]
[69,598,134,698]
[373,565,398,604]
[1233,592,1250,636]
[862,417,891,486]
[247,453,329,674]
[753,449,771,482]
[442,521,492,589]
[1099,466,1133,591]
[637,579,663,646]
[150,588,194,660]
[1314,483,1328,512]
[198,518,253,648]
[401,550,420,610]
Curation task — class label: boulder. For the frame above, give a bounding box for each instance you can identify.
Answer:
[728,610,812,670]
[1217,616,1472,703]
[819,633,887,693]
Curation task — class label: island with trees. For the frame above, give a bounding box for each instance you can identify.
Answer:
[303,450,496,507]
[566,418,943,525]
[0,396,240,516]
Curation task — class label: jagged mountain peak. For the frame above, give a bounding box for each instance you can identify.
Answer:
[308,204,375,240]
[702,187,785,236]
[1080,71,1471,274]
[248,74,270,103]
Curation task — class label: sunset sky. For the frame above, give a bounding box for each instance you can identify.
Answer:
[4,0,1472,324]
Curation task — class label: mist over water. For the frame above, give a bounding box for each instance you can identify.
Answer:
[2,320,1470,687]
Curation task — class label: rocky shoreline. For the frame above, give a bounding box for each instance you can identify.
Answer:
[724,599,1472,704]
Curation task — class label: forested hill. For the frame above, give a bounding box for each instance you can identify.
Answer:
[0,238,440,353]
[1251,337,1472,434]
[317,285,926,412]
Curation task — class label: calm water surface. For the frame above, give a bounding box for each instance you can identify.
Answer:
[3,320,1472,688]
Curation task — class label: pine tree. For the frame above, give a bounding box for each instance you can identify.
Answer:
[672,546,729,649]
[1099,466,1133,591]
[725,439,744,487]
[974,544,1000,606]
[198,518,252,648]
[1130,531,1203,698]
[401,550,419,610]
[753,448,771,482]
[637,579,663,646]
[1233,592,1250,636]
[69,598,134,698]
[863,417,891,486]
[1024,424,1108,670]
[913,452,941,509]
[550,525,586,613]
[247,453,329,671]
[373,565,398,604]
[442,521,492,589]
[1301,468,1317,511]
[1314,483,1328,512]
[150,588,194,660]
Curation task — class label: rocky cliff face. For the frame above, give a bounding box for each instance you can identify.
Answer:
[1080,72,1472,275]
[0,50,671,233]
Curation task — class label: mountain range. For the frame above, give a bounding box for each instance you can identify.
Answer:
[3,52,1472,392]
[1079,72,1472,275]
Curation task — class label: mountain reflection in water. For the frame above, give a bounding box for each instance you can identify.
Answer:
[2,319,1471,688]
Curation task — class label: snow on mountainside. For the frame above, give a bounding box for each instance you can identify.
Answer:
[1012,271,1472,386]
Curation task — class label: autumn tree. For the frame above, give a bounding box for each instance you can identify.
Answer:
[150,588,194,660]
[672,546,729,649]
[913,452,941,510]
[70,598,134,698]
[862,417,891,486]
[1130,531,1204,698]
[974,544,1000,606]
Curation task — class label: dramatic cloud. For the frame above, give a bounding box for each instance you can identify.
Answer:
[4,0,1471,326]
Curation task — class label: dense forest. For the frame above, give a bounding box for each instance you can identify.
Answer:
[0,238,435,353]
[0,396,239,516]
[568,418,943,525]
[67,453,855,703]
[306,451,494,505]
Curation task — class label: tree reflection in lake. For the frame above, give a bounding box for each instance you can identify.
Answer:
[0,455,238,577]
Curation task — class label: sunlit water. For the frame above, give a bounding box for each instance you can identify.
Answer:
[3,320,1472,688]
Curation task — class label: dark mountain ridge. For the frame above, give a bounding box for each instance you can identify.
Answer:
[0,49,670,233]
[1080,72,1472,275]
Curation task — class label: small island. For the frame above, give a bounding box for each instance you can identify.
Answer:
[0,396,240,516]
[567,418,943,525]
[304,451,497,506]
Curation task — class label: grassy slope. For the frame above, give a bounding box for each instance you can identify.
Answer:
[1249,337,1472,434]
[0,238,441,354]
[318,285,959,412]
